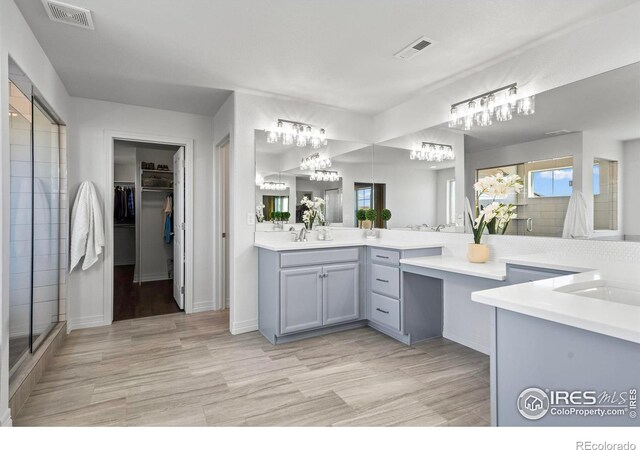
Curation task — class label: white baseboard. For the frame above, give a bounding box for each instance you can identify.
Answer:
[192,302,215,313]
[443,329,490,355]
[230,318,258,335]
[68,315,109,332]
[133,272,171,283]
[0,408,12,427]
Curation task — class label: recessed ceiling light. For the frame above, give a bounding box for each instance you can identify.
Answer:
[430,165,437,169]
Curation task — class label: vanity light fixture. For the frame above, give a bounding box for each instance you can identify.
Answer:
[260,181,287,191]
[410,142,455,162]
[449,83,535,130]
[309,170,340,182]
[300,152,332,171]
[266,119,327,149]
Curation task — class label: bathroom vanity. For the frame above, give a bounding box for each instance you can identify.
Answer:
[474,256,640,427]
[256,240,442,344]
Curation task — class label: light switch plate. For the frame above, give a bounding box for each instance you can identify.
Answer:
[247,213,255,225]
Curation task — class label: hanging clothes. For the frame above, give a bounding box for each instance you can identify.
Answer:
[114,185,135,223]
[163,194,173,243]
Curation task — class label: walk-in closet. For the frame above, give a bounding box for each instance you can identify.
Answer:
[113,140,184,321]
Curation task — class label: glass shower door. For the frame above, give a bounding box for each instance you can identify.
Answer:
[31,100,60,351]
[8,81,33,373]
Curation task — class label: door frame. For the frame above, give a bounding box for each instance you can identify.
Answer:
[103,130,195,322]
[215,136,230,312]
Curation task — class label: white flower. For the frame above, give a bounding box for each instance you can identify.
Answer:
[474,172,523,198]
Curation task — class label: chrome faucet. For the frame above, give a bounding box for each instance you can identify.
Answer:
[296,227,308,242]
[435,224,446,232]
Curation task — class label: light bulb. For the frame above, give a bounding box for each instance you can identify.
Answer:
[508,86,518,110]
[517,95,535,115]
[449,106,459,128]
[266,130,278,143]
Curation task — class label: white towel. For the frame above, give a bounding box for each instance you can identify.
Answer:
[70,181,105,272]
[562,190,592,239]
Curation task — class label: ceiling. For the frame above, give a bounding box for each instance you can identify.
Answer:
[15,0,638,116]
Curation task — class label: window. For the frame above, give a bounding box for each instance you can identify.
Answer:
[446,179,456,224]
[528,167,573,198]
[355,186,372,210]
[593,163,600,196]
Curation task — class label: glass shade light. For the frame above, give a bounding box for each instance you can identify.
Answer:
[266,120,327,149]
[260,181,287,191]
[300,152,332,171]
[448,106,459,128]
[410,143,455,162]
[310,170,340,182]
[448,84,535,131]
[517,95,535,115]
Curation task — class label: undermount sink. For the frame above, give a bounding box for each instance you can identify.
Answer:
[554,280,640,307]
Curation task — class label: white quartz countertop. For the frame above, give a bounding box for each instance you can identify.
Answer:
[400,255,507,281]
[500,253,602,272]
[254,239,444,252]
[472,263,640,344]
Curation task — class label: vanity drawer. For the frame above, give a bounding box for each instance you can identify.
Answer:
[370,293,400,331]
[280,248,359,268]
[372,263,400,299]
[370,248,400,266]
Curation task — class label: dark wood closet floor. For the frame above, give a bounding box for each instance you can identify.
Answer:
[113,265,181,321]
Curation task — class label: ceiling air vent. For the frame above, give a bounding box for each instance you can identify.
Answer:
[42,0,94,30]
[394,36,434,61]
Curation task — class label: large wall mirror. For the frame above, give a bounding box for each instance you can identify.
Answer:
[254,130,372,230]
[375,62,640,242]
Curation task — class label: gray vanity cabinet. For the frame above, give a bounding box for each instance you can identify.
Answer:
[259,247,365,344]
[506,264,576,284]
[323,263,360,325]
[280,266,324,334]
[366,246,442,345]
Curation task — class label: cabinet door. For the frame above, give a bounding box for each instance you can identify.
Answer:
[323,263,359,326]
[280,266,323,334]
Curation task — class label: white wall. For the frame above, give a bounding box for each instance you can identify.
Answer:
[0,0,70,427]
[623,139,640,240]
[67,97,215,329]
[226,92,373,334]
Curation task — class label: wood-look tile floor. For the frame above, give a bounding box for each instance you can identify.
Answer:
[14,310,490,427]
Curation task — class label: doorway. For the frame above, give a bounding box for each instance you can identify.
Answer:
[104,132,194,324]
[112,140,185,321]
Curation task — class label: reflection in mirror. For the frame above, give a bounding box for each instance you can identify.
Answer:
[376,62,639,242]
[255,130,372,231]
[373,129,465,233]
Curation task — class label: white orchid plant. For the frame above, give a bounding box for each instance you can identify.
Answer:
[256,203,265,223]
[467,172,523,243]
[301,196,325,230]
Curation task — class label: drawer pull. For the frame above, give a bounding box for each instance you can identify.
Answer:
[376,255,389,259]
[375,278,389,283]
[375,307,389,314]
